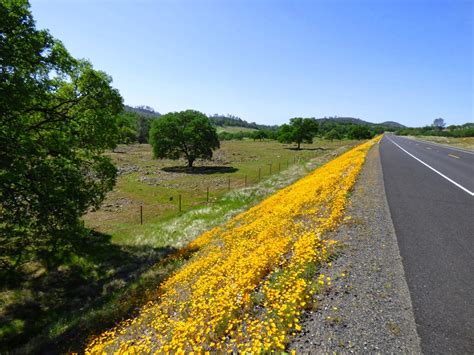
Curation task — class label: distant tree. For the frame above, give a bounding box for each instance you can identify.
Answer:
[278,118,318,149]
[347,125,373,140]
[0,1,123,271]
[325,129,342,141]
[116,112,138,144]
[149,110,219,168]
[136,114,156,143]
[432,118,446,130]
[252,130,268,141]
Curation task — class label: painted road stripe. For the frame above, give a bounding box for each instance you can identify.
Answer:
[387,137,474,197]
[448,154,460,159]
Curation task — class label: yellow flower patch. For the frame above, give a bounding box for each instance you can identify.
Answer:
[86,137,380,353]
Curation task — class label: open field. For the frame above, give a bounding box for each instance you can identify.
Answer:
[84,139,361,245]
[1,138,363,353]
[409,135,474,151]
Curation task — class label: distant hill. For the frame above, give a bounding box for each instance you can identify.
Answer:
[124,105,161,118]
[123,107,405,131]
[209,114,278,131]
[315,117,405,129]
[380,121,406,128]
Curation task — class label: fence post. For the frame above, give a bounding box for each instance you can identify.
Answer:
[140,205,143,225]
[179,194,182,212]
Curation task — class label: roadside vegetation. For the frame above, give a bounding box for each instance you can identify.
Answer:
[396,118,474,138]
[86,137,381,353]
[1,138,360,352]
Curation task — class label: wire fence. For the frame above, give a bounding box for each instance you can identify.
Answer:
[134,155,310,224]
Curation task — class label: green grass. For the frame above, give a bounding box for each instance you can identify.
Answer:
[1,138,363,353]
[84,139,360,245]
[215,125,258,133]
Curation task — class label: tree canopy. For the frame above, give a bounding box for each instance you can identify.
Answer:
[324,128,343,141]
[149,110,220,167]
[432,118,446,130]
[0,0,123,272]
[347,125,373,140]
[277,117,318,149]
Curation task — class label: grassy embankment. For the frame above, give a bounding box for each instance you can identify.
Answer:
[86,137,381,353]
[1,138,361,353]
[410,136,474,151]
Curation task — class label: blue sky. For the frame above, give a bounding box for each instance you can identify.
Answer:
[30,0,472,126]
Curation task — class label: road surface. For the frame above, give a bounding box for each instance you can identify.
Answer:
[379,134,474,354]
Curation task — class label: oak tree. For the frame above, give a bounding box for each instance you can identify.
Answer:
[149,110,220,168]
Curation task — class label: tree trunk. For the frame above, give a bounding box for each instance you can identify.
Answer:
[187,158,194,168]
[297,141,301,150]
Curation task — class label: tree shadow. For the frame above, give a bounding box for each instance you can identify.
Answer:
[162,166,239,174]
[285,147,330,151]
[0,230,188,353]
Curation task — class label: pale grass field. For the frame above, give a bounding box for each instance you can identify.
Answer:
[411,136,474,151]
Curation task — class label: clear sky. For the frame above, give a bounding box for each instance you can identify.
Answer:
[30,0,472,127]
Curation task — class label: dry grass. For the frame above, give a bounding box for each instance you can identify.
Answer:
[411,136,474,151]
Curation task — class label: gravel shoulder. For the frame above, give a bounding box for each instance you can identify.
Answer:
[289,142,421,353]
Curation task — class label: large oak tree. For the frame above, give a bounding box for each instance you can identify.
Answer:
[149,110,220,168]
[0,0,123,271]
[278,117,318,149]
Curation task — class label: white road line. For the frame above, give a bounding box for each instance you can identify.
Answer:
[387,137,474,197]
[401,136,474,155]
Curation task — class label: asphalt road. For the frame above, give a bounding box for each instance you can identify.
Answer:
[379,134,474,354]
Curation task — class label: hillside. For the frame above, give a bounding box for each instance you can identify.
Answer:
[123,106,406,132]
[209,114,279,131]
[315,117,405,129]
[124,105,161,118]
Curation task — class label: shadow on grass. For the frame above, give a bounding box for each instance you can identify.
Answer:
[285,147,330,151]
[162,165,238,174]
[0,230,192,353]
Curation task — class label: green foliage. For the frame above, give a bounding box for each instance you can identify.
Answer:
[209,113,278,131]
[396,122,474,137]
[251,130,268,141]
[324,128,342,141]
[0,0,123,272]
[347,125,373,140]
[432,117,446,130]
[149,110,220,167]
[278,117,318,149]
[116,112,138,144]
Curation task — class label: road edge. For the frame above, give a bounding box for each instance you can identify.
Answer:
[289,140,421,353]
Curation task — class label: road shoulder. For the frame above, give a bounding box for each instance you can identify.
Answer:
[289,142,421,353]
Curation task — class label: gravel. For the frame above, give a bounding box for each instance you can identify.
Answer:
[289,143,421,353]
